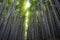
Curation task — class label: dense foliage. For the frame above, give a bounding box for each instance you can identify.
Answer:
[0,0,60,40]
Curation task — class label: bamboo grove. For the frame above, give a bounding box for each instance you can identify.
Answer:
[0,0,60,40]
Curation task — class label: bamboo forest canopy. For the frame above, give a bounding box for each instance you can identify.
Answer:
[0,0,60,40]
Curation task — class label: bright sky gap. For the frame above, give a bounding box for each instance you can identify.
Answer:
[25,0,30,40]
